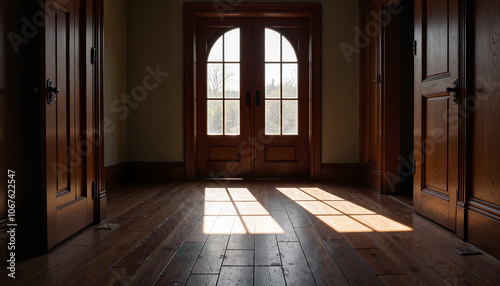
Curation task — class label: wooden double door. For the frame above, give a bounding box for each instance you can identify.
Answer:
[195,17,310,179]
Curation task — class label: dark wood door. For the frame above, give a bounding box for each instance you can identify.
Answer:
[45,0,94,248]
[253,18,309,178]
[414,0,459,231]
[196,17,310,179]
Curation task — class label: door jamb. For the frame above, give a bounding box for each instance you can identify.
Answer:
[183,3,322,180]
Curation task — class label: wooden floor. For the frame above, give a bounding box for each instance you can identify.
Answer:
[2,181,500,285]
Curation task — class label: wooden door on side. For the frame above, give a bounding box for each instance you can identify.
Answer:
[414,0,459,231]
[45,0,94,249]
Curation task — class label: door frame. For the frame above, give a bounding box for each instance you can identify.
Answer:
[184,3,322,180]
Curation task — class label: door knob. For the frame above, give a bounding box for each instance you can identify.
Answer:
[446,79,458,105]
[47,79,60,104]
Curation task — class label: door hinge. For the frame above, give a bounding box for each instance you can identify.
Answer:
[92,179,97,198]
[413,40,417,55]
[412,158,416,174]
[377,73,382,83]
[91,47,96,64]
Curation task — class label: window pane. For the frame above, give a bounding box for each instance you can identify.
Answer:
[207,64,223,98]
[208,100,223,135]
[265,29,281,62]
[225,100,240,135]
[265,100,281,135]
[224,28,240,61]
[225,63,239,98]
[208,36,223,62]
[282,100,298,135]
[282,36,297,62]
[265,64,280,98]
[282,64,298,98]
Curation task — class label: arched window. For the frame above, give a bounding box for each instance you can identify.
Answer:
[206,28,240,135]
[264,28,298,135]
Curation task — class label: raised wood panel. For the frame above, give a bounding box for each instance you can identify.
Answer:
[423,96,449,193]
[466,0,500,260]
[470,0,500,206]
[423,0,450,79]
[266,146,296,161]
[209,146,240,161]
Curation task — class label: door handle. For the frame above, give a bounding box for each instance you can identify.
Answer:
[47,79,60,104]
[246,90,251,110]
[446,79,458,105]
[256,90,261,110]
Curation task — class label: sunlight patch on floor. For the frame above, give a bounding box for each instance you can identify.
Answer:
[277,187,413,233]
[203,188,284,234]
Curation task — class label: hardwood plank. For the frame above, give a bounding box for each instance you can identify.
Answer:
[38,231,148,285]
[114,196,202,268]
[65,218,129,247]
[254,266,286,286]
[356,248,405,276]
[154,242,204,286]
[284,202,313,228]
[278,241,316,286]
[92,267,138,286]
[186,216,217,242]
[271,210,298,242]
[217,266,253,286]
[323,240,382,286]
[378,274,417,286]
[342,233,377,249]
[389,231,486,285]
[255,234,281,266]
[128,198,206,285]
[227,215,255,249]
[364,232,447,285]
[305,212,343,240]
[191,234,231,274]
[186,274,218,286]
[223,249,254,266]
[294,228,348,286]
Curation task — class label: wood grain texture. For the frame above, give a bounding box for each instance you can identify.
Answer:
[2,181,500,285]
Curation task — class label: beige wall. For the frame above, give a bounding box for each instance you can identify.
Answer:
[124,0,359,164]
[104,0,128,166]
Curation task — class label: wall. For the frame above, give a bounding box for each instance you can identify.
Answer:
[103,0,128,167]
[126,0,360,164]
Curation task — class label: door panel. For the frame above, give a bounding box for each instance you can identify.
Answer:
[196,18,252,179]
[45,0,93,249]
[253,18,309,179]
[414,0,459,231]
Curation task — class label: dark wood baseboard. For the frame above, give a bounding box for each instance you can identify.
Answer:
[104,162,128,190]
[320,163,360,181]
[360,166,381,192]
[128,162,186,182]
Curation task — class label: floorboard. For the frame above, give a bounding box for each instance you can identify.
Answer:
[1,181,499,286]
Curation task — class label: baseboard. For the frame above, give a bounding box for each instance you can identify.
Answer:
[360,166,381,192]
[320,163,360,181]
[127,162,186,182]
[104,162,128,190]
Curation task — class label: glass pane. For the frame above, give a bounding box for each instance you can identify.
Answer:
[265,64,280,98]
[208,36,223,62]
[207,64,223,98]
[282,100,298,135]
[225,100,240,135]
[265,29,281,62]
[282,36,297,62]
[265,100,281,135]
[208,100,223,135]
[225,63,239,98]
[224,28,240,61]
[282,64,298,98]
